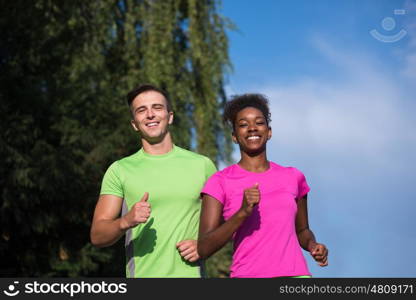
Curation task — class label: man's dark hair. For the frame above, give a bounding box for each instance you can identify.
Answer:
[223,93,271,130]
[126,84,172,112]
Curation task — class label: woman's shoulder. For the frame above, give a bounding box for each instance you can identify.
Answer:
[212,164,238,178]
[207,164,246,182]
[270,162,305,177]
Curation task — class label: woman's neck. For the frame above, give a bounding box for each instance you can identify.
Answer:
[238,151,269,173]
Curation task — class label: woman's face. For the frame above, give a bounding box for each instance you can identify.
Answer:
[232,106,271,155]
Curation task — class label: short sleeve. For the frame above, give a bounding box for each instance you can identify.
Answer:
[203,156,217,180]
[201,172,225,204]
[100,161,124,198]
[292,167,310,199]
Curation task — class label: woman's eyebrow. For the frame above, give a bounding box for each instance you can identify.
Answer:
[237,116,265,122]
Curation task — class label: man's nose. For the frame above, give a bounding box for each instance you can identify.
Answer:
[146,109,155,119]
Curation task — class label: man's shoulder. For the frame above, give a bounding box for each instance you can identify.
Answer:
[108,151,141,169]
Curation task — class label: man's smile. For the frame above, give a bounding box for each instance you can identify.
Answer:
[145,121,160,128]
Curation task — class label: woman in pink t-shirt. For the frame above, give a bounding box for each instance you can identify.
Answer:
[198,94,328,278]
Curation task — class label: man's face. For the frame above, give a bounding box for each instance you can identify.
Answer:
[130,90,173,143]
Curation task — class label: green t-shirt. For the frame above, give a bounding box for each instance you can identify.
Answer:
[100,145,216,278]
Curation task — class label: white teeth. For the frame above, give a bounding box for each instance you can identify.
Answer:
[147,122,158,127]
[247,136,260,140]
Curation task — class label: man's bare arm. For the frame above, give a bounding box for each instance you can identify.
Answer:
[90,193,150,247]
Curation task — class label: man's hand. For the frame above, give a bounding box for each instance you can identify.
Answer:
[120,192,151,230]
[176,240,200,262]
[238,183,260,217]
[309,242,328,267]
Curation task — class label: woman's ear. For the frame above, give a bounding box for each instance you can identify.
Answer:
[268,126,272,140]
[232,132,238,144]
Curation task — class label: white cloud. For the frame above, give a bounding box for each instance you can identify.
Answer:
[266,81,414,165]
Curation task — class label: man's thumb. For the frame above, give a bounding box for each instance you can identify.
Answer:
[140,192,149,202]
[253,183,259,189]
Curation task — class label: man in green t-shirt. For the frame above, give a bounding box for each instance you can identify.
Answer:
[90,84,216,278]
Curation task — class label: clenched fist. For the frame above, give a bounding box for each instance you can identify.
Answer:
[176,240,200,262]
[238,183,260,217]
[120,192,151,230]
[309,242,329,267]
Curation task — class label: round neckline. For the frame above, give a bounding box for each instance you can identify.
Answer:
[139,144,177,159]
[235,162,273,175]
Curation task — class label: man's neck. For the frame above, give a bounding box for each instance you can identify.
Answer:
[141,133,174,155]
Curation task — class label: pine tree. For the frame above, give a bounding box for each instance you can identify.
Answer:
[1,0,233,276]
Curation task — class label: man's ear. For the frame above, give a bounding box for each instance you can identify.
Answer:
[168,111,174,125]
[131,119,139,131]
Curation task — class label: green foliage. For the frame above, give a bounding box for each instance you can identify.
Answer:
[1,0,233,277]
[205,242,233,278]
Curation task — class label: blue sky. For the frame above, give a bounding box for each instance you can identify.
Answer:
[220,0,416,277]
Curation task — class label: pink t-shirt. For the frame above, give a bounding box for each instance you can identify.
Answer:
[201,162,311,278]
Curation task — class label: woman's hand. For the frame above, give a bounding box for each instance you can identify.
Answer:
[309,242,328,267]
[238,183,260,217]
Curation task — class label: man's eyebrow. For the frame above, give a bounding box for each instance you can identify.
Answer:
[134,105,146,112]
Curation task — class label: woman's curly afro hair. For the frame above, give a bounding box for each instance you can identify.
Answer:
[223,93,271,130]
